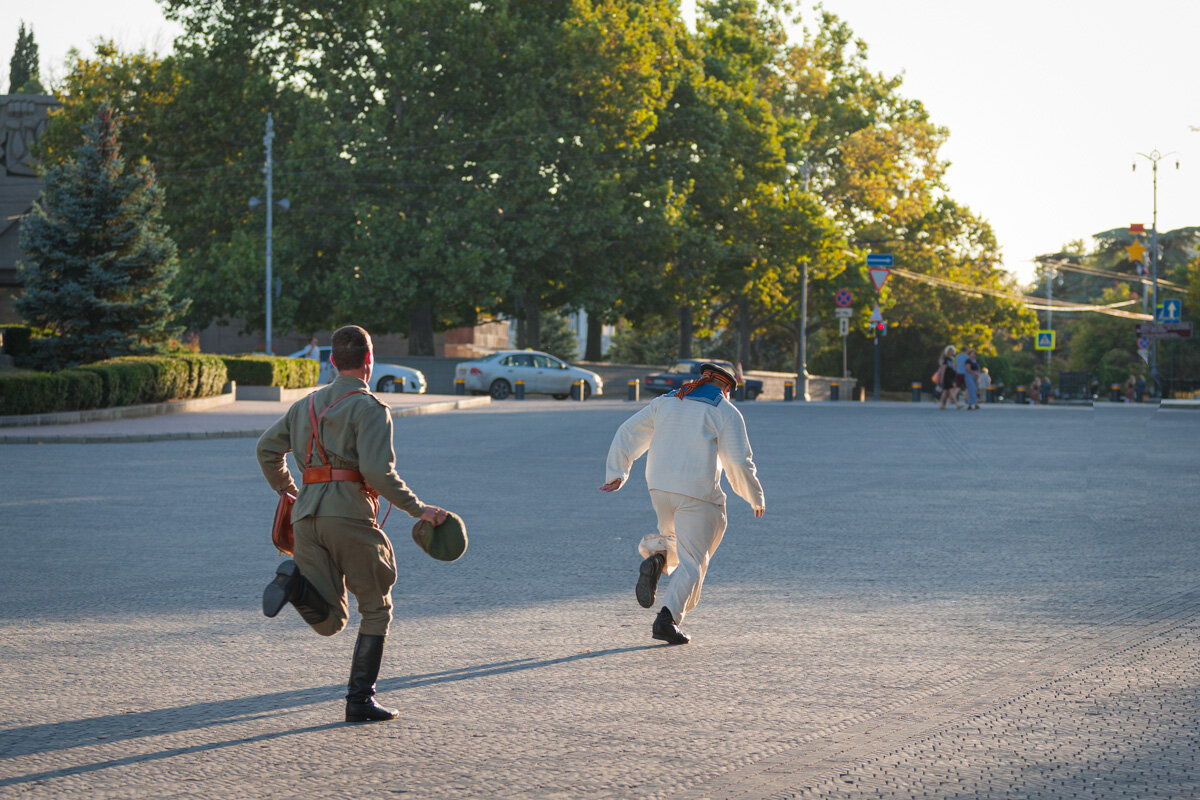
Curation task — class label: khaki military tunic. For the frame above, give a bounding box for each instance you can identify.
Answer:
[256,375,427,636]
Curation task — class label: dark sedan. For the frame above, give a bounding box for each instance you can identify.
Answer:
[643,359,762,400]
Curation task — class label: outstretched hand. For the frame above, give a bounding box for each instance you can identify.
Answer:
[599,479,622,493]
[420,505,449,525]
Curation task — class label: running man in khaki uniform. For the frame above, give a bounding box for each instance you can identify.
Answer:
[257,325,447,723]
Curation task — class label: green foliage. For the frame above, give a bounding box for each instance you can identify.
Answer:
[531,313,579,362]
[7,21,43,93]
[606,322,680,366]
[220,355,318,388]
[0,355,224,415]
[0,325,34,357]
[16,105,187,370]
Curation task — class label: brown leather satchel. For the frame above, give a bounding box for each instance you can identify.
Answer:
[272,491,296,556]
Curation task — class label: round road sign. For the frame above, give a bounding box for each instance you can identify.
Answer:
[835,289,853,308]
[1137,336,1150,350]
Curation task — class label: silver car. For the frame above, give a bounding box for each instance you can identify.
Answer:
[455,350,603,400]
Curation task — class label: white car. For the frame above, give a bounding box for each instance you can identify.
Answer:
[299,346,426,393]
[455,350,603,400]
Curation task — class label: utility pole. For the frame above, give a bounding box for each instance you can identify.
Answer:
[1133,149,1179,396]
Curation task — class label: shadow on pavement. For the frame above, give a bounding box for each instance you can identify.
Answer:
[0,645,659,785]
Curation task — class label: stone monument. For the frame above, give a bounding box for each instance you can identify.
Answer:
[0,94,59,324]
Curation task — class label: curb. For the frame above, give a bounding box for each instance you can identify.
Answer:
[0,390,237,429]
[0,395,492,445]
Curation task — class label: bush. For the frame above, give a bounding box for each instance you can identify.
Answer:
[0,372,64,416]
[0,354,228,416]
[59,369,103,411]
[177,354,228,398]
[221,355,318,388]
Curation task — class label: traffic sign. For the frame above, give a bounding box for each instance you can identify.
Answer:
[1137,336,1150,350]
[866,253,893,267]
[838,317,849,336]
[1136,322,1193,339]
[868,303,883,324]
[835,288,853,307]
[834,307,854,319]
[868,267,891,292]
[1156,299,1182,323]
[1035,330,1056,350]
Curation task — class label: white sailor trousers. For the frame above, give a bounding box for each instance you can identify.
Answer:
[641,489,727,623]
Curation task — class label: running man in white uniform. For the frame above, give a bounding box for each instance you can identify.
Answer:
[601,363,765,644]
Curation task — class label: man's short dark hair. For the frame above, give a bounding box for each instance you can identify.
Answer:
[331,325,371,370]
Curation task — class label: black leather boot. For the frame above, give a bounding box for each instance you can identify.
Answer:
[636,553,666,609]
[262,560,330,626]
[345,633,398,723]
[652,606,690,645]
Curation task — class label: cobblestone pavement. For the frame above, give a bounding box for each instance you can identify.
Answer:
[0,401,1196,799]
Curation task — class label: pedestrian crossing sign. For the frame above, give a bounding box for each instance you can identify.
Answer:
[1035,330,1055,351]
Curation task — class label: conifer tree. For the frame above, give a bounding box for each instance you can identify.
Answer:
[16,104,187,368]
[7,21,43,93]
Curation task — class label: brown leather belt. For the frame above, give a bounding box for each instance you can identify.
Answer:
[302,466,364,484]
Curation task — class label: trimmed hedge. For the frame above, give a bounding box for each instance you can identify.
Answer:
[221,355,319,389]
[0,354,229,417]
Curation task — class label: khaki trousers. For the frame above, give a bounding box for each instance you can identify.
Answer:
[640,490,727,623]
[292,515,398,637]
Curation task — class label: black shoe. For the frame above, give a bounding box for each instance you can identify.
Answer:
[262,560,300,618]
[651,606,690,645]
[636,553,666,609]
[345,633,398,723]
[263,560,331,625]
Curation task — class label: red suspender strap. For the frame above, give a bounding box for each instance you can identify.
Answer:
[305,390,365,470]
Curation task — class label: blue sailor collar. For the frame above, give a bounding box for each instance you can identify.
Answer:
[665,382,725,406]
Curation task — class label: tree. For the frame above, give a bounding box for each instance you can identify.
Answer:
[15,105,187,368]
[7,21,43,94]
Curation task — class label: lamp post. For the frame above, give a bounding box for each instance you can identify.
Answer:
[249,114,289,355]
[796,161,813,401]
[1132,148,1179,396]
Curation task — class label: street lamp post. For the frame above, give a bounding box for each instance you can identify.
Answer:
[248,114,289,355]
[1132,148,1179,395]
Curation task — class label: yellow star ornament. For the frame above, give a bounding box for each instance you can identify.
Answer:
[1125,239,1147,263]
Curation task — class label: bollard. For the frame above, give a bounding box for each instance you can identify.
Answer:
[627,379,639,401]
[911,381,922,402]
[734,381,745,402]
[784,380,794,402]
[986,387,996,403]
[571,380,587,401]
[1111,383,1121,403]
[1016,385,1026,404]
[514,379,525,400]
[830,381,839,402]
[455,378,465,396]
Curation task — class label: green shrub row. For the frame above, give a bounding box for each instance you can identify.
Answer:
[220,355,319,388]
[0,354,228,417]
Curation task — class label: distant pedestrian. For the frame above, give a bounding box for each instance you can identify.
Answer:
[600,362,765,645]
[1135,374,1147,402]
[1040,373,1053,405]
[964,348,981,409]
[936,346,958,410]
[953,348,969,409]
[978,367,992,403]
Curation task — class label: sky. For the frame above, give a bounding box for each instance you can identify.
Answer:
[5,1,1199,285]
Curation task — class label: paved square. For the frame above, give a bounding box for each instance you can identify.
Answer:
[1,401,1197,798]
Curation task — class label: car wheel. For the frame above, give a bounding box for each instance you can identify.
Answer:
[552,394,568,400]
[376,376,401,393]
[583,382,593,399]
[489,379,512,400]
